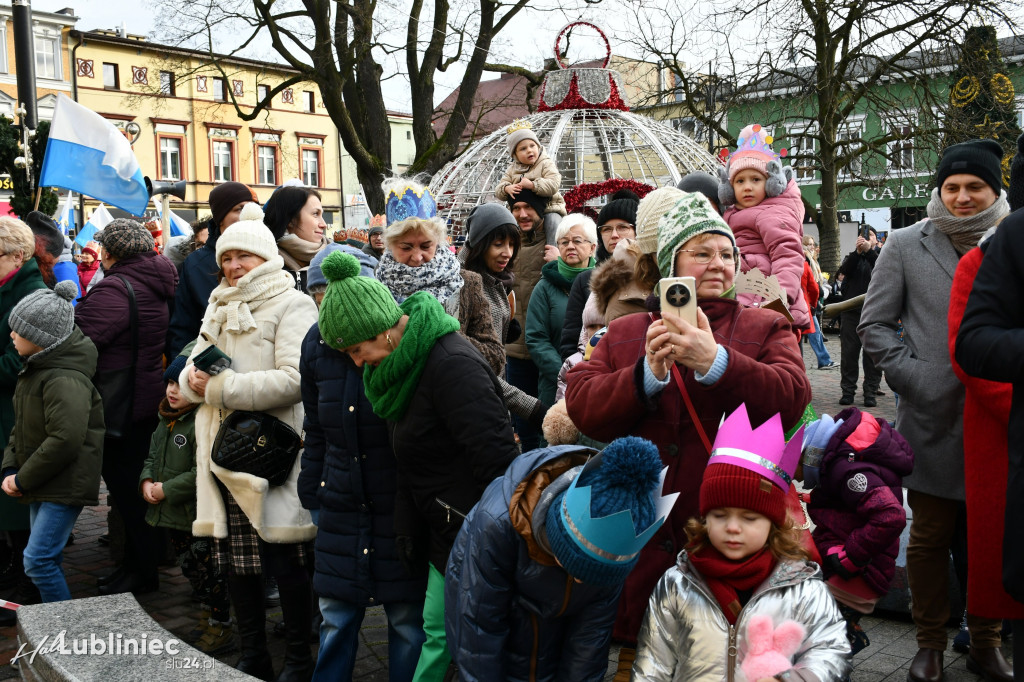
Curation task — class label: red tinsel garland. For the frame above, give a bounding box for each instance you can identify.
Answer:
[538,72,629,112]
[564,178,655,220]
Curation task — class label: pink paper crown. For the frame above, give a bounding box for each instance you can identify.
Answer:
[709,404,802,491]
[730,124,787,163]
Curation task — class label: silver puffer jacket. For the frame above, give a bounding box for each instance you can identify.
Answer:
[632,552,851,682]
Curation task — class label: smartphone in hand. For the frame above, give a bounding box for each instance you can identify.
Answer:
[659,277,698,332]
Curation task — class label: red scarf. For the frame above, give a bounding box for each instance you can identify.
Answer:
[688,545,776,624]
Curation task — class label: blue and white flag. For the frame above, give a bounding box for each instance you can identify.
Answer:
[54,191,75,235]
[40,95,149,216]
[152,196,192,237]
[74,203,114,247]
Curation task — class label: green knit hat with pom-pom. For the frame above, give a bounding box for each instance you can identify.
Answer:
[318,251,402,350]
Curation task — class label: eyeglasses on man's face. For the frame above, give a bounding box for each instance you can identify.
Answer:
[678,248,737,265]
[557,237,592,248]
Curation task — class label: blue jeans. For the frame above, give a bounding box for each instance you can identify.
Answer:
[314,597,425,682]
[506,356,540,450]
[807,317,832,367]
[24,502,83,602]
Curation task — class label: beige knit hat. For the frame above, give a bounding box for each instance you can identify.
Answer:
[216,203,278,262]
[634,187,686,254]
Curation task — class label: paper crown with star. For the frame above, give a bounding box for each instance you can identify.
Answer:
[384,185,437,226]
[699,404,803,525]
[726,124,788,183]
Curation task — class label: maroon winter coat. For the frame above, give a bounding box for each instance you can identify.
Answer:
[564,297,810,643]
[75,250,178,423]
[808,407,913,597]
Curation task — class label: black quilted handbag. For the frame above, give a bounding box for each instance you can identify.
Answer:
[211,411,302,486]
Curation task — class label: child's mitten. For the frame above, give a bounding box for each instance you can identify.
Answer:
[741,614,806,681]
[825,545,868,580]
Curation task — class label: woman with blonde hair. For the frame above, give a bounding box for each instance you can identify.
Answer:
[375,180,505,375]
[0,217,48,624]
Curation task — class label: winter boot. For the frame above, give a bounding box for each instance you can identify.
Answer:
[185,607,212,644]
[228,574,273,680]
[274,574,314,682]
[613,646,635,682]
[839,604,870,655]
[0,530,30,592]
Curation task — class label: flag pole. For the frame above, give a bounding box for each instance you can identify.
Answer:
[33,185,42,211]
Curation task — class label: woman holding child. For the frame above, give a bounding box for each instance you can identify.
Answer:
[564,188,810,678]
[179,204,319,681]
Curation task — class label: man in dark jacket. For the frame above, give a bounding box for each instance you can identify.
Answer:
[837,226,881,406]
[445,437,674,682]
[298,247,425,681]
[166,182,256,358]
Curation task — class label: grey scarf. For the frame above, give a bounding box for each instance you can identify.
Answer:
[926,188,1010,255]
[375,246,464,305]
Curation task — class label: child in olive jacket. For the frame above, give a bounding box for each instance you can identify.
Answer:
[139,351,231,654]
[1,281,103,603]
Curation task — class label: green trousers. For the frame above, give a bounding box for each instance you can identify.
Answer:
[412,563,451,682]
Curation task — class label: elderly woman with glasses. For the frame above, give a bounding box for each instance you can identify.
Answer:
[526,213,598,407]
[564,189,810,678]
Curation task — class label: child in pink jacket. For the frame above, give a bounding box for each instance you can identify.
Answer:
[718,124,810,331]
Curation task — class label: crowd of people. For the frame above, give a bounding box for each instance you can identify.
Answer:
[0,121,1022,682]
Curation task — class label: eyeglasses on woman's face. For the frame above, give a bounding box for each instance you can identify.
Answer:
[598,223,635,236]
[557,237,592,248]
[678,247,737,265]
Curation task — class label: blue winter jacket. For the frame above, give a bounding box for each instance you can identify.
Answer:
[298,323,426,605]
[166,220,218,358]
[445,445,622,682]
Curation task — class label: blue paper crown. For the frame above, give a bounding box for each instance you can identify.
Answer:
[559,454,679,566]
[385,186,437,225]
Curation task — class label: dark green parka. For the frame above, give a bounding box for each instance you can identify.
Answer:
[139,404,198,531]
[1,327,104,507]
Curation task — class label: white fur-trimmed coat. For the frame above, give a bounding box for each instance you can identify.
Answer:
[179,286,319,544]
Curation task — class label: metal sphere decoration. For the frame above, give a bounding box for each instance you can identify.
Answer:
[429,22,722,232]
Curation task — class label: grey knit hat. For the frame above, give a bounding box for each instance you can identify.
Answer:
[466,202,517,248]
[9,281,79,351]
[96,219,155,260]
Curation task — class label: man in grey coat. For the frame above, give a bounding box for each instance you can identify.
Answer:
[859,139,1012,682]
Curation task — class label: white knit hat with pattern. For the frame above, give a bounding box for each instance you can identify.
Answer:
[215,203,279,262]
[635,187,686,254]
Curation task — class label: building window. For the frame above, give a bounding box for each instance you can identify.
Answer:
[213,77,227,102]
[159,136,183,180]
[160,71,175,96]
[406,130,411,140]
[212,140,234,182]
[301,148,321,187]
[886,117,915,173]
[304,91,315,113]
[103,63,119,89]
[35,36,59,79]
[257,144,277,185]
[788,125,817,182]
[672,117,707,145]
[837,119,864,178]
[257,84,270,105]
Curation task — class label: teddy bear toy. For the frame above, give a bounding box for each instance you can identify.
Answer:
[741,614,806,681]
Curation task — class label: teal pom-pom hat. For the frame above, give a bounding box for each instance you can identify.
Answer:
[317,251,402,350]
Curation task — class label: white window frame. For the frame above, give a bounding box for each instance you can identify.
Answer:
[257,145,277,185]
[836,115,866,181]
[301,148,320,187]
[0,21,8,74]
[160,71,175,96]
[160,137,182,181]
[34,33,61,80]
[786,121,819,184]
[212,140,233,182]
[883,111,917,177]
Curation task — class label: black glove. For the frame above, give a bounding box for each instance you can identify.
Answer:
[527,399,549,432]
[395,535,426,578]
[825,546,865,581]
[505,319,522,344]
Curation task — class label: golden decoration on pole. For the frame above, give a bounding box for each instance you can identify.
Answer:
[991,73,1015,106]
[951,76,981,107]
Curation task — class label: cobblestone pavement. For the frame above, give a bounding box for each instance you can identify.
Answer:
[0,329,1013,679]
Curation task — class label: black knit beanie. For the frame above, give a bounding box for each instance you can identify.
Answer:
[1009,133,1024,212]
[677,172,723,214]
[595,189,640,261]
[208,182,257,228]
[507,188,547,219]
[936,139,1004,195]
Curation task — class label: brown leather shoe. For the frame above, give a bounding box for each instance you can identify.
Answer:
[907,648,943,682]
[966,646,1013,682]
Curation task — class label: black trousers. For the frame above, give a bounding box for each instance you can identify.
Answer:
[101,417,160,577]
[839,309,881,398]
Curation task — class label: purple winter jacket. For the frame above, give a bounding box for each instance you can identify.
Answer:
[807,407,914,596]
[76,250,178,424]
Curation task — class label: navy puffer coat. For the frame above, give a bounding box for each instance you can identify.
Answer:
[298,323,426,605]
[445,445,622,682]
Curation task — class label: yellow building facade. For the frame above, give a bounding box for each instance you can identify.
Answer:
[70,28,343,225]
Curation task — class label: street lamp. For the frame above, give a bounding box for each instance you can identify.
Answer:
[124,121,142,146]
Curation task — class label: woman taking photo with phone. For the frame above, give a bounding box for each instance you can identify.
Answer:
[179,204,319,681]
[563,189,810,680]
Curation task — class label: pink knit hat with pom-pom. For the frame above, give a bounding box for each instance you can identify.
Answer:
[727,124,786,182]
